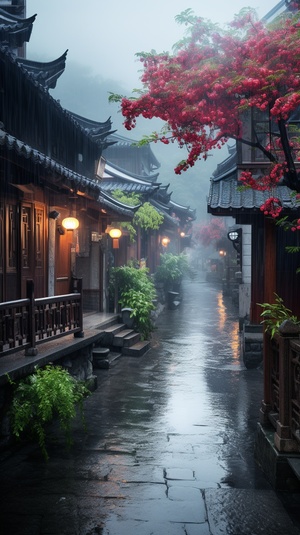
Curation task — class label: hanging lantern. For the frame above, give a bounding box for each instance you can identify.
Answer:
[161,236,170,247]
[62,216,79,230]
[108,227,122,248]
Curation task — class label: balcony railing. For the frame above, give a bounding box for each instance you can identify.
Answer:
[262,331,300,452]
[0,279,83,357]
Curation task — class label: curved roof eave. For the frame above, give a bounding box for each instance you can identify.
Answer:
[0,128,135,217]
[16,50,68,89]
[207,173,297,214]
[104,161,161,185]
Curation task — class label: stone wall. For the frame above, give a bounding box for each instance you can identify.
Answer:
[242,323,263,369]
[0,334,102,449]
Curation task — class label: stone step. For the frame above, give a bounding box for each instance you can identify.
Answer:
[99,323,126,346]
[93,349,122,370]
[287,457,300,480]
[102,323,125,335]
[122,340,150,357]
[92,347,110,358]
[122,331,141,347]
[92,347,110,369]
[113,329,136,347]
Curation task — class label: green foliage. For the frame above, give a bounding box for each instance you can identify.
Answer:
[154,253,190,287]
[119,289,155,340]
[110,265,156,339]
[133,202,164,230]
[8,365,89,460]
[258,293,299,338]
[111,265,155,296]
[111,189,141,207]
[286,246,300,254]
[108,92,125,103]
[110,191,163,242]
[119,221,137,242]
[108,88,144,103]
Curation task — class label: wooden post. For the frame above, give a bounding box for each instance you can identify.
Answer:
[25,279,38,356]
[260,218,276,422]
[278,335,290,431]
[274,335,298,451]
[74,277,84,338]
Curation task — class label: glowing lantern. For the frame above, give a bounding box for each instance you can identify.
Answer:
[109,227,122,248]
[161,236,170,247]
[62,216,79,230]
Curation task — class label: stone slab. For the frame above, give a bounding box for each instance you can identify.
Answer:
[205,488,300,535]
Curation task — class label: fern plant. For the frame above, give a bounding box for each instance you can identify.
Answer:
[258,293,300,338]
[8,365,89,460]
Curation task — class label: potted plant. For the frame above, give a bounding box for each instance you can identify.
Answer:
[258,293,300,338]
[154,253,190,292]
[110,264,157,339]
[119,289,155,340]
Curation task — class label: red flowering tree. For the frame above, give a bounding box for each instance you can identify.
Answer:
[193,218,226,248]
[110,3,300,222]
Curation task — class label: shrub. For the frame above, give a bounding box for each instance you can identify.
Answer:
[154,253,190,288]
[110,265,156,339]
[119,289,155,340]
[8,365,89,460]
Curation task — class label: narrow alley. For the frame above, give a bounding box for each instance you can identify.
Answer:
[1,275,300,535]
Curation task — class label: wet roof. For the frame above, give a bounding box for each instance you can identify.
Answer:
[16,51,68,90]
[0,8,35,47]
[0,128,135,217]
[208,150,297,215]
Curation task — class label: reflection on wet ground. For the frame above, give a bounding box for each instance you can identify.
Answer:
[2,275,298,535]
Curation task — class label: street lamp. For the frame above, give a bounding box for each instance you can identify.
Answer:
[228,230,239,242]
[227,227,242,267]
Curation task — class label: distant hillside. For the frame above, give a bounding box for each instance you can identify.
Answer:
[49,60,228,221]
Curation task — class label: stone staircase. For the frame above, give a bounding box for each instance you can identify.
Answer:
[92,319,150,369]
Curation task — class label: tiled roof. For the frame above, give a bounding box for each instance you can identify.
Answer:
[0,128,135,217]
[208,174,296,214]
[150,199,180,227]
[0,47,113,150]
[107,133,161,170]
[169,200,196,220]
[0,8,36,47]
[66,111,115,145]
[16,51,68,89]
[101,180,156,195]
[208,152,297,215]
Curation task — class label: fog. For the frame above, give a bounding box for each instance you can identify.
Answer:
[27,1,277,89]
[25,1,279,217]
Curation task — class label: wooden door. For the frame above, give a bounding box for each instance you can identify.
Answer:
[55,228,73,295]
[20,203,46,298]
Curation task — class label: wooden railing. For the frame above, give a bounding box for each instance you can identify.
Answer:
[261,331,300,452]
[0,279,83,357]
[289,339,300,445]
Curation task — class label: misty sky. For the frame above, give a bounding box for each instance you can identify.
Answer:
[27,0,278,90]
[24,1,279,215]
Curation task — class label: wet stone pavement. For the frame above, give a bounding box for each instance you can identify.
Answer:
[1,275,300,534]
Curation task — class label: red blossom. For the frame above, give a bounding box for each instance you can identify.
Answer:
[120,7,300,226]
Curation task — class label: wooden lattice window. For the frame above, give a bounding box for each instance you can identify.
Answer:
[35,207,44,269]
[21,206,31,269]
[7,204,17,272]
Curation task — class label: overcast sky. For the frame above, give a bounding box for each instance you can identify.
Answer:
[27,0,278,90]
[25,1,279,214]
